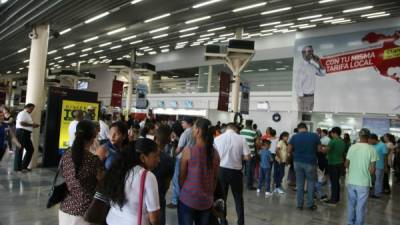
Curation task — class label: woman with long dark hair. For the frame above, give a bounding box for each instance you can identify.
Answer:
[105,138,161,225]
[96,121,128,170]
[178,118,220,225]
[59,120,101,225]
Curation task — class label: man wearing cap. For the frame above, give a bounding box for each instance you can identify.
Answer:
[167,116,195,208]
[84,105,95,120]
[68,110,83,147]
[346,128,377,225]
[14,103,40,172]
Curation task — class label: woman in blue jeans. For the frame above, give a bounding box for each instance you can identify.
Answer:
[178,118,220,225]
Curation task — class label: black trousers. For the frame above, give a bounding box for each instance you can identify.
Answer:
[14,129,34,171]
[327,164,343,202]
[219,167,244,225]
[0,147,5,161]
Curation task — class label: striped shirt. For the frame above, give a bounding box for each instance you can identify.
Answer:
[240,128,257,155]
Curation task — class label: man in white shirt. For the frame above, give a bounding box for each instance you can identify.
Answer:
[98,113,110,144]
[295,45,325,112]
[68,110,83,147]
[214,123,250,225]
[14,103,40,172]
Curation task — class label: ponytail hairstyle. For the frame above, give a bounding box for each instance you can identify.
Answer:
[103,138,157,208]
[194,118,215,168]
[71,120,96,178]
[110,121,129,147]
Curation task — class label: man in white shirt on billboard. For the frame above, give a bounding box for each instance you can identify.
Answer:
[295,45,325,112]
[68,110,83,147]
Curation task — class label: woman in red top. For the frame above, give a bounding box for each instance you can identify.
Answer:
[179,118,220,225]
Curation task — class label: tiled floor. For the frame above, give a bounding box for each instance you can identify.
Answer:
[0,156,398,225]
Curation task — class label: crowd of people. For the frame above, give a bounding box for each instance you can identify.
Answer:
[1,104,399,225]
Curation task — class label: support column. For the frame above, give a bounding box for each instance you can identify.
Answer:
[148,73,153,94]
[126,69,133,114]
[26,23,50,168]
[207,65,213,93]
[7,79,13,107]
[231,28,243,113]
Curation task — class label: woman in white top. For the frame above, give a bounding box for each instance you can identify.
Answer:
[104,138,161,225]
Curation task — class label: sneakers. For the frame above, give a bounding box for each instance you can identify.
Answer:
[274,188,285,194]
[256,189,261,193]
[265,191,272,197]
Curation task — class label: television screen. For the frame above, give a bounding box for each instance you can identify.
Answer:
[77,81,88,90]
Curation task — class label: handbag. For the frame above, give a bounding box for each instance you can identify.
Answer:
[137,169,148,225]
[47,161,68,208]
[84,192,110,224]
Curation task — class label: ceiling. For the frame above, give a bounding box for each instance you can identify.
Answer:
[0,0,399,75]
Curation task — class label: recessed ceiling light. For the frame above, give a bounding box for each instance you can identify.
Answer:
[99,42,112,47]
[121,35,137,41]
[94,50,104,54]
[179,26,199,33]
[361,12,386,17]
[48,50,57,55]
[207,26,225,32]
[180,33,196,38]
[343,6,373,13]
[60,28,71,35]
[131,0,143,4]
[261,7,292,15]
[152,33,168,39]
[310,16,333,22]
[110,45,122,50]
[185,16,211,24]
[319,0,336,3]
[82,48,92,52]
[130,40,143,45]
[144,13,171,23]
[193,0,222,8]
[297,14,322,20]
[149,26,169,34]
[233,2,267,12]
[260,21,281,27]
[63,44,75,49]
[200,33,215,38]
[107,27,126,35]
[366,13,390,19]
[275,23,294,28]
[159,45,170,48]
[83,36,98,43]
[85,12,110,24]
[80,54,88,57]
[66,52,76,56]
[17,48,27,53]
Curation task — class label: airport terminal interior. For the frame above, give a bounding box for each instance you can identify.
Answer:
[0,0,400,225]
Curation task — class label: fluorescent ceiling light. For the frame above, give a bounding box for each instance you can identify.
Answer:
[143,48,153,52]
[139,46,150,50]
[291,24,309,28]
[54,56,62,60]
[276,67,286,70]
[249,33,261,37]
[130,40,143,45]
[175,45,185,49]
[319,0,336,3]
[82,48,92,52]
[367,13,390,19]
[260,33,273,36]
[107,27,126,35]
[83,36,98,43]
[324,18,345,23]
[190,42,201,46]
[260,21,281,27]
[99,56,107,59]
[85,12,110,24]
[193,0,222,8]
[99,42,112,47]
[80,54,88,57]
[297,14,322,20]
[361,12,386,17]
[233,2,267,12]
[66,52,76,56]
[200,33,215,38]
[144,13,171,23]
[48,50,57,55]
[299,24,317,29]
[23,59,29,63]
[261,28,277,33]
[149,51,157,55]
[94,50,104,54]
[258,68,269,71]
[121,35,137,41]
[131,0,143,4]
[257,84,265,87]
[275,23,294,28]
[152,33,168,39]
[6,71,11,74]
[149,26,169,34]
[331,19,351,24]
[159,45,170,48]
[110,45,122,50]
[179,26,199,33]
[180,33,196,38]
[310,16,333,22]
[177,41,188,45]
[60,28,71,35]
[63,44,75,49]
[185,16,211,24]
[58,60,64,63]
[207,26,225,32]
[17,48,27,53]
[261,7,292,15]
[343,6,373,13]
[161,49,170,53]
[220,33,234,37]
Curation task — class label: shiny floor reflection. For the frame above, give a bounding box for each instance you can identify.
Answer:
[0,157,398,225]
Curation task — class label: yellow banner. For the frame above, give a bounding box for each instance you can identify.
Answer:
[59,100,99,149]
[383,47,400,60]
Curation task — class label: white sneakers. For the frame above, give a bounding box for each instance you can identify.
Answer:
[265,191,272,196]
[274,188,285,194]
[256,189,261,193]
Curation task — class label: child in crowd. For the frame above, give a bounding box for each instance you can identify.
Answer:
[257,139,273,196]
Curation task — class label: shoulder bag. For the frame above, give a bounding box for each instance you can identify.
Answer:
[137,169,148,225]
[46,161,68,208]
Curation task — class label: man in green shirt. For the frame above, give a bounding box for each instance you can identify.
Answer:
[240,120,257,190]
[345,128,377,225]
[324,127,345,205]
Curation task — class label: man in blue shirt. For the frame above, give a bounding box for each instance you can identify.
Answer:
[288,122,321,210]
[368,134,388,198]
